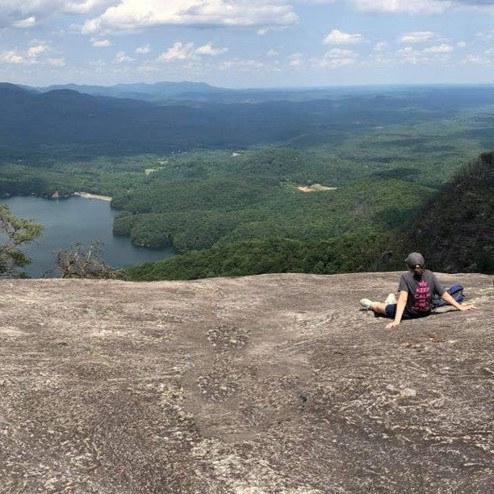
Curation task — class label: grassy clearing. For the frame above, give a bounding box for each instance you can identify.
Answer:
[297,184,338,192]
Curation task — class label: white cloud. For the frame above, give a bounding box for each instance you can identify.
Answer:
[452,0,494,12]
[135,44,151,54]
[457,41,466,47]
[257,25,288,35]
[326,48,358,57]
[64,0,117,15]
[13,16,37,28]
[195,43,228,56]
[91,37,112,47]
[0,0,115,29]
[0,44,64,66]
[423,43,454,53]
[114,51,134,63]
[267,49,279,57]
[82,0,298,34]
[374,42,387,51]
[366,50,393,66]
[397,46,425,64]
[289,52,302,66]
[28,43,49,58]
[310,0,494,14]
[399,31,435,43]
[352,0,451,14]
[396,41,457,64]
[476,31,494,41]
[158,42,196,62]
[308,0,494,15]
[323,29,364,45]
[463,54,491,66]
[47,57,66,66]
[314,47,358,68]
[220,58,266,70]
[158,41,228,62]
[0,50,26,65]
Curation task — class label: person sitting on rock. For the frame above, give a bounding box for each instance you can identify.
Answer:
[360,252,476,329]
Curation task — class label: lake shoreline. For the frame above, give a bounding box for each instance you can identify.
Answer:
[2,192,113,203]
[73,192,113,202]
[2,195,175,278]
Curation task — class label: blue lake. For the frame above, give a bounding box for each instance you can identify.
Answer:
[2,196,175,278]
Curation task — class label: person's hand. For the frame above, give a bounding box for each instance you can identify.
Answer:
[459,304,476,311]
[385,320,400,329]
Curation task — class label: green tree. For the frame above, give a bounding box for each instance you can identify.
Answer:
[0,204,43,277]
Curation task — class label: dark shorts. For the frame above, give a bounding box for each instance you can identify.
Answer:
[385,304,431,320]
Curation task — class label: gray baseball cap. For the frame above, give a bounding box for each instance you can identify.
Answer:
[404,252,425,268]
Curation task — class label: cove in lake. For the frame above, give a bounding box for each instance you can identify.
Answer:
[2,196,175,278]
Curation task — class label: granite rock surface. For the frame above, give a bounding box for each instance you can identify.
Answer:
[0,273,493,493]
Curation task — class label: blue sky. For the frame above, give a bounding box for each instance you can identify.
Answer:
[1,0,494,87]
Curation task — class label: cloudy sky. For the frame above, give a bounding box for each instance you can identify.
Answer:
[1,0,494,87]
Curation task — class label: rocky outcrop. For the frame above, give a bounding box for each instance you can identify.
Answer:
[0,273,493,493]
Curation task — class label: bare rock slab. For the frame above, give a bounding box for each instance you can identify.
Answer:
[0,273,493,493]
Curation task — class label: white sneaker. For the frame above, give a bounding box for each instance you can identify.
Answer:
[360,298,375,310]
[385,293,397,306]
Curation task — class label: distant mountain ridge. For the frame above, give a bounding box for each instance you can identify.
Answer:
[39,81,224,102]
[2,81,454,159]
[35,81,338,104]
[3,81,494,161]
[32,80,494,105]
[0,82,201,155]
[0,82,345,157]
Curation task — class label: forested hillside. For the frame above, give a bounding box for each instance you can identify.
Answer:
[378,152,494,274]
[111,149,433,252]
[126,152,494,280]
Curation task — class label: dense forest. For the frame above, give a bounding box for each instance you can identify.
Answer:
[378,152,494,274]
[125,232,385,281]
[124,153,494,280]
[111,167,433,252]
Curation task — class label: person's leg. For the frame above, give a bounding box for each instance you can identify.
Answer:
[361,297,392,315]
[371,302,387,315]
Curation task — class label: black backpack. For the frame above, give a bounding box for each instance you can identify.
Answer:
[431,284,465,308]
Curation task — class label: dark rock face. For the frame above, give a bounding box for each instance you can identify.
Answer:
[0,273,493,493]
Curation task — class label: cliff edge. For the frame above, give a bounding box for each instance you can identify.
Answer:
[0,273,493,493]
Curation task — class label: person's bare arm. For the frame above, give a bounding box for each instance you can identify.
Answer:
[441,291,476,311]
[386,291,408,329]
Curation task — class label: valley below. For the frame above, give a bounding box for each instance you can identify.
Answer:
[1,83,493,278]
